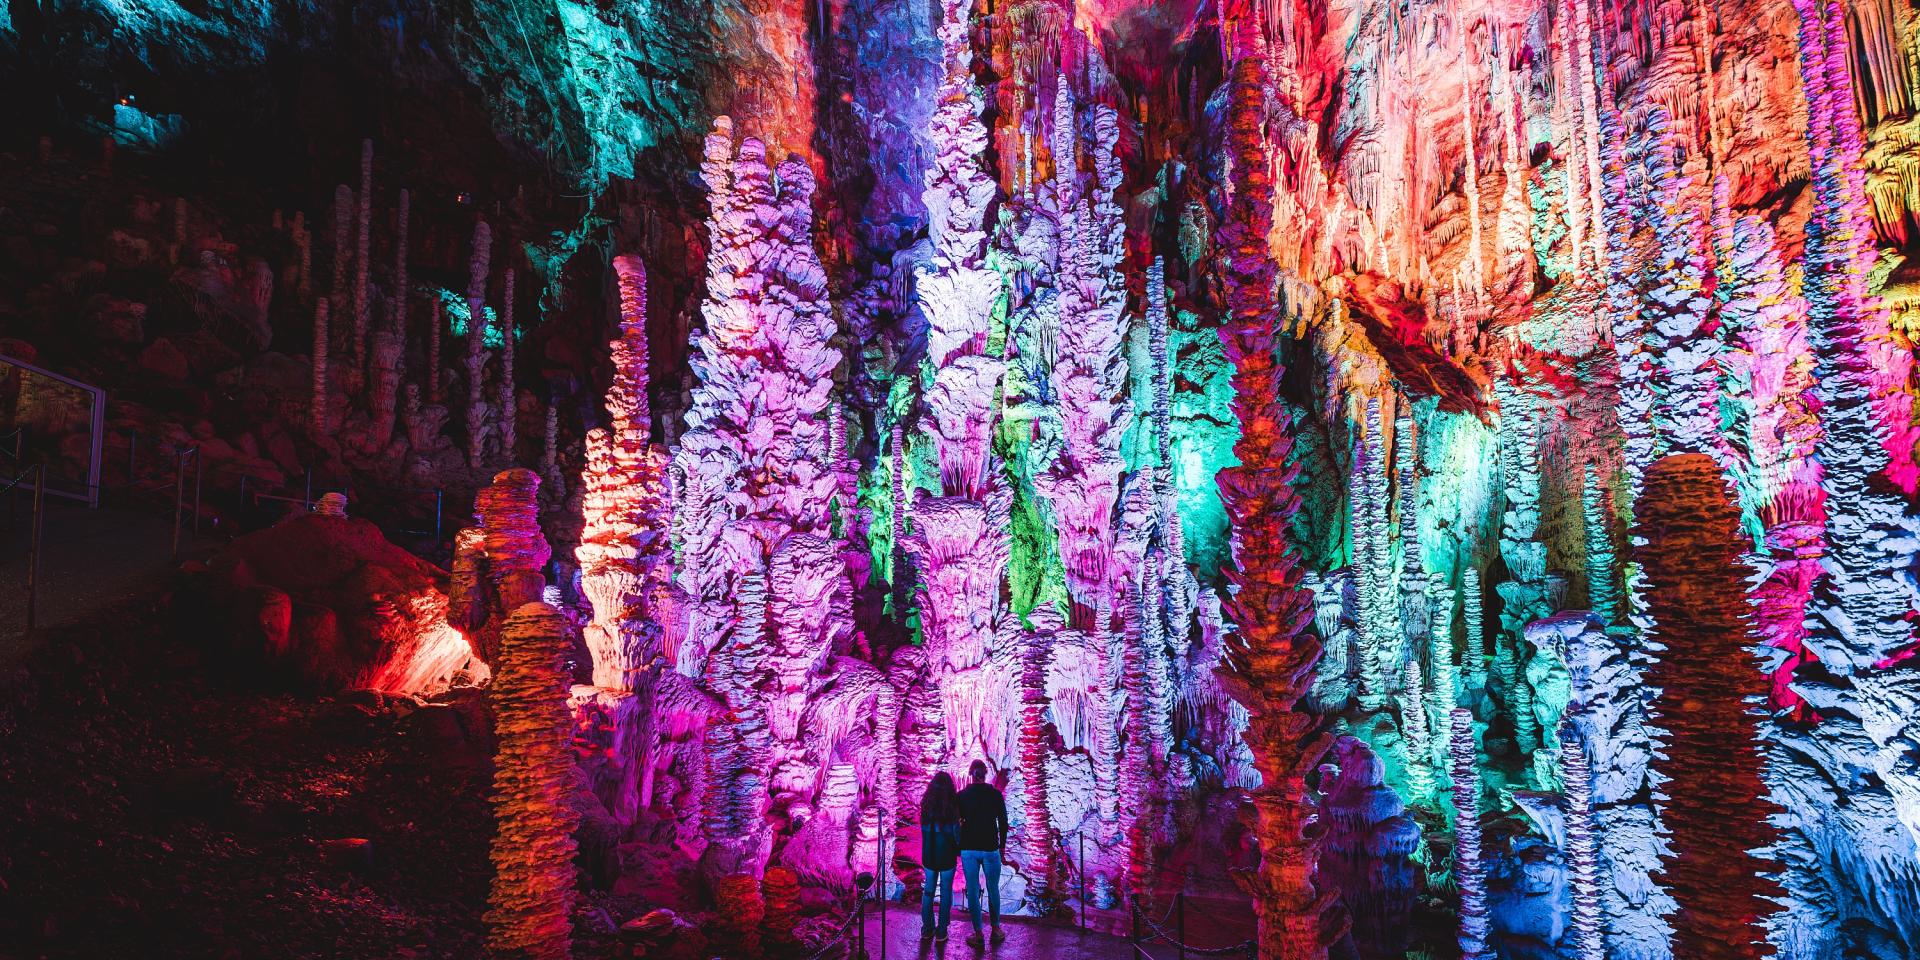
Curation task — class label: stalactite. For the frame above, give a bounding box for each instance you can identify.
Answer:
[1637,454,1784,957]
[1797,0,1920,494]
[1449,707,1490,959]
[1461,64,1488,296]
[1212,24,1342,957]
[1711,174,1824,715]
[1636,113,1720,460]
[1036,84,1131,630]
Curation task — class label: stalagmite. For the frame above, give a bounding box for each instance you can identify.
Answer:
[353,139,373,369]
[466,219,492,468]
[310,298,330,435]
[1562,723,1605,960]
[391,187,409,337]
[499,268,517,463]
[1450,708,1490,959]
[331,185,351,313]
[1637,454,1783,956]
[1581,469,1619,625]
[1212,21,1342,956]
[907,0,1011,776]
[483,601,578,960]
[573,254,674,823]
[428,297,443,405]
[675,118,842,877]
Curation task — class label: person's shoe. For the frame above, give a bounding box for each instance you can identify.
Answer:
[920,926,934,940]
[990,925,1006,945]
[934,927,948,943]
[965,932,985,948]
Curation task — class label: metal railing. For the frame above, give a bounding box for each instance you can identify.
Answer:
[1,353,105,507]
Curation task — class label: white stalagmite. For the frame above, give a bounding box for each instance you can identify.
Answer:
[1450,707,1490,958]
[311,298,330,434]
[353,138,373,369]
[466,219,492,468]
[499,268,517,464]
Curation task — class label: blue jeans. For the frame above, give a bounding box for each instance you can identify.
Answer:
[920,867,954,932]
[961,850,1002,934]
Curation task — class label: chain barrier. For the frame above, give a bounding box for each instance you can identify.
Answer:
[1129,891,1257,959]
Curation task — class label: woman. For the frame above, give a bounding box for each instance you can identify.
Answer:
[919,772,962,941]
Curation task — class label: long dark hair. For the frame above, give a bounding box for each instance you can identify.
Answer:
[921,772,960,824]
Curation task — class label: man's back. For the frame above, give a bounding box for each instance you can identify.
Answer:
[956,782,1006,852]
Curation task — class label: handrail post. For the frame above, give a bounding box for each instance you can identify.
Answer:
[1078,831,1086,933]
[876,833,886,959]
[304,466,312,510]
[1176,891,1186,960]
[192,449,203,539]
[434,488,443,543]
[171,449,186,560]
[26,464,44,631]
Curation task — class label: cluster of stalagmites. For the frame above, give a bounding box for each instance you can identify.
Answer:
[388,0,1920,957]
[290,138,560,509]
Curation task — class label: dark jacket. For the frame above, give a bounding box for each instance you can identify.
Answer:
[922,819,961,872]
[957,782,1008,852]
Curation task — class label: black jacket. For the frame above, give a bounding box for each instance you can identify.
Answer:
[956,782,1008,852]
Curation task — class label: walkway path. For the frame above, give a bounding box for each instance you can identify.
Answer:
[0,495,179,666]
[856,902,1253,960]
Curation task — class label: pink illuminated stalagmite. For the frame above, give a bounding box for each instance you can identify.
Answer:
[1031,77,1137,880]
[904,0,1011,777]
[675,117,844,877]
[572,254,677,823]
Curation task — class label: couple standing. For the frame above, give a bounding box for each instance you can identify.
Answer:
[918,761,1007,947]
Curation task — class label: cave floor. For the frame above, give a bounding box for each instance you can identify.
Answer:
[859,902,1249,960]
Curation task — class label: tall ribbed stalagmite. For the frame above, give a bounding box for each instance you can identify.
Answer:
[484,600,579,960]
[1636,453,1783,957]
[1212,25,1341,958]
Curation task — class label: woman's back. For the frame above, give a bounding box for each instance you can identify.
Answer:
[920,773,962,873]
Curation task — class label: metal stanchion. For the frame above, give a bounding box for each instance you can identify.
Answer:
[25,464,44,630]
[192,450,203,537]
[1078,831,1086,933]
[170,450,186,559]
[1176,891,1186,960]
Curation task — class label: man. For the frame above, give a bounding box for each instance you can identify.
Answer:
[956,760,1008,947]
